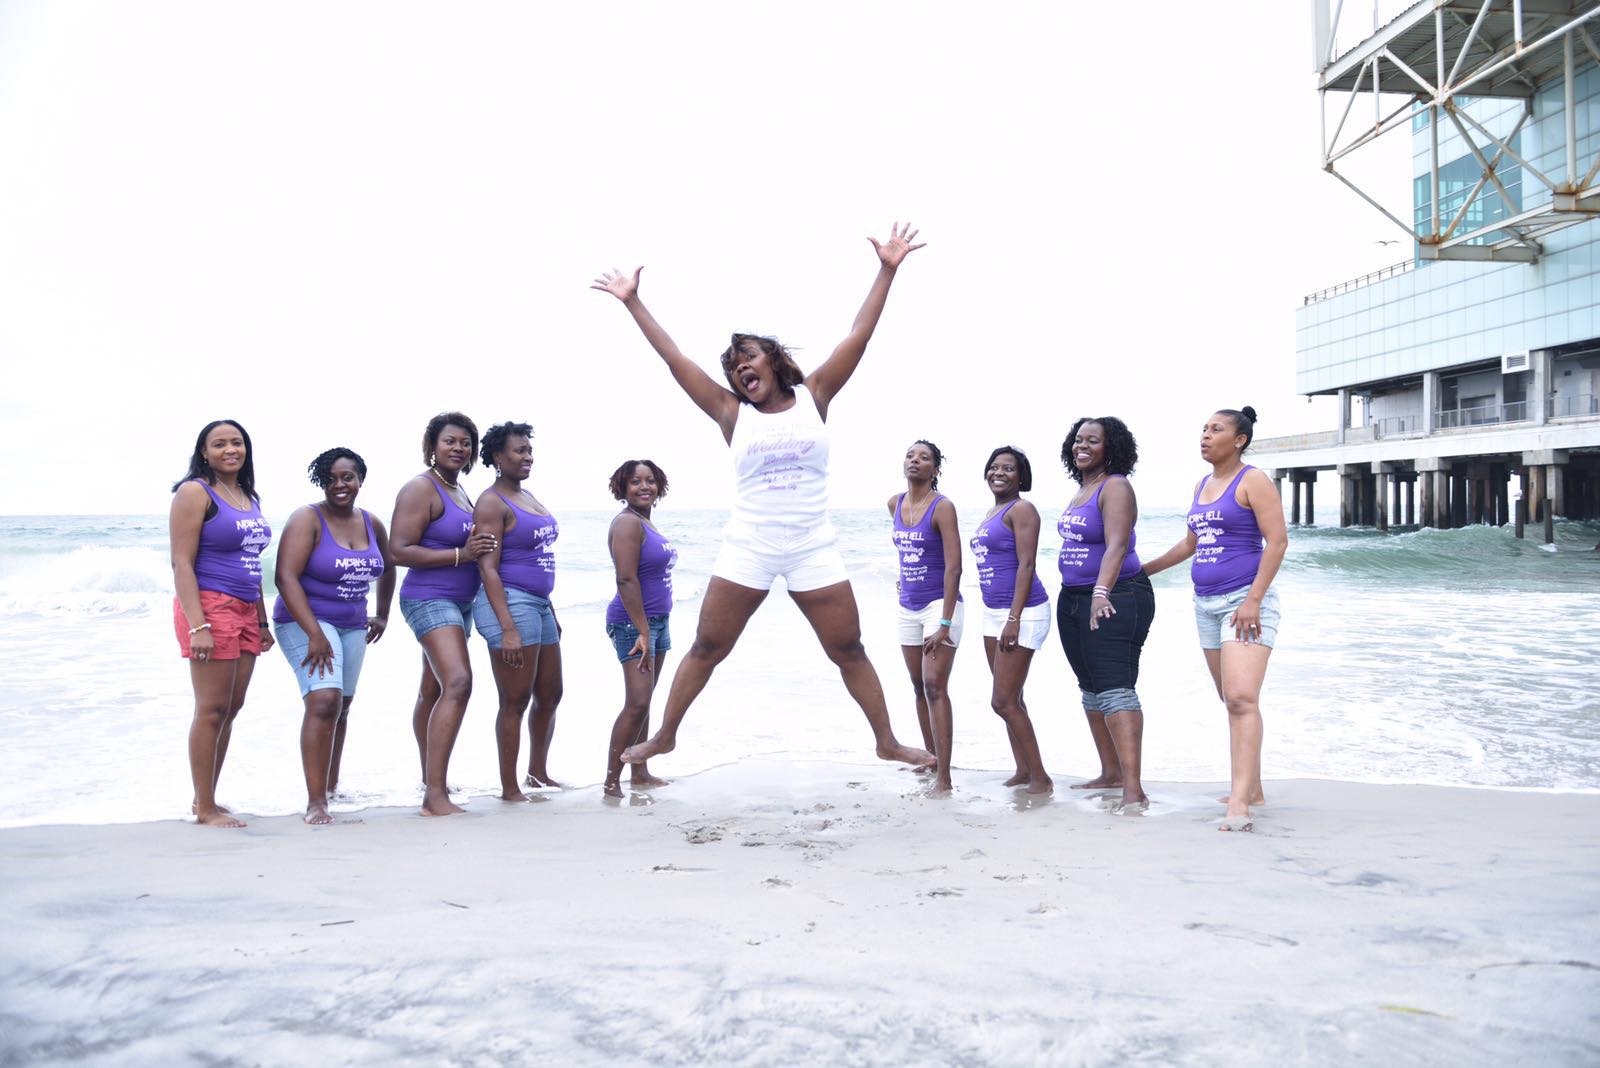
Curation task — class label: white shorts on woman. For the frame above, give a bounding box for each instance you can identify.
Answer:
[898,599,965,647]
[712,520,849,593]
[980,602,1052,651]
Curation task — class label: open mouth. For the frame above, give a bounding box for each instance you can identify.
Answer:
[740,373,761,394]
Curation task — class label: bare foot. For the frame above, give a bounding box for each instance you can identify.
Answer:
[603,778,624,800]
[622,735,675,764]
[192,801,233,814]
[1072,775,1123,790]
[1003,770,1030,787]
[1217,793,1266,805]
[1218,810,1254,832]
[1121,789,1148,807]
[877,742,935,767]
[628,771,671,788]
[525,772,565,789]
[1026,777,1054,795]
[421,790,465,817]
[195,807,245,828]
[303,803,334,826]
[500,789,532,803]
[911,764,934,775]
[930,776,953,797]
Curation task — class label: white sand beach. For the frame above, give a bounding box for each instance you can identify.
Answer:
[3,760,1597,1067]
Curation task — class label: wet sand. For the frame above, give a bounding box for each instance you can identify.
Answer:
[2,760,1597,1066]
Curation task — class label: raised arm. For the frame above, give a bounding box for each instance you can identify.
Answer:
[806,222,925,417]
[592,267,741,441]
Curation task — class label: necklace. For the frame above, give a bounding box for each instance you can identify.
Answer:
[902,488,935,524]
[215,480,248,510]
[1071,472,1107,507]
[626,504,653,525]
[431,469,471,510]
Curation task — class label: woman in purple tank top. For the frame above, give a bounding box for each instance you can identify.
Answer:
[168,420,274,829]
[472,421,566,802]
[971,446,1054,795]
[1143,407,1288,832]
[886,440,963,796]
[1055,417,1156,810]
[603,459,677,798]
[389,412,498,817]
[272,448,395,826]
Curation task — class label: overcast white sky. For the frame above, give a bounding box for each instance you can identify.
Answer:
[0,1,1414,516]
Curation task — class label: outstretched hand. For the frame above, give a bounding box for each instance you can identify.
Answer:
[868,222,925,269]
[591,267,643,302]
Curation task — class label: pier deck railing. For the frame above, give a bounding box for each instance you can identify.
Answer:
[1549,393,1598,419]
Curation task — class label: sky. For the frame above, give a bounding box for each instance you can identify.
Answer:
[0,1,1416,517]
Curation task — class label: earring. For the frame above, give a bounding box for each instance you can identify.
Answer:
[429,452,437,468]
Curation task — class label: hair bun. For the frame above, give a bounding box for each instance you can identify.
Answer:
[1241,405,1258,423]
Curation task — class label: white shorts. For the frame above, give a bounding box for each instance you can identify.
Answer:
[712,522,849,593]
[898,599,965,647]
[981,602,1052,651]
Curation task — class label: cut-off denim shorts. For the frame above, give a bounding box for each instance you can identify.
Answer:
[473,586,559,650]
[606,613,672,662]
[400,597,475,641]
[273,617,369,698]
[1193,584,1281,650]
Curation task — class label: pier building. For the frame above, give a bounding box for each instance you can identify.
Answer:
[1254,1,1600,540]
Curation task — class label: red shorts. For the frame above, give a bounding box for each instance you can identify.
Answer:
[174,591,263,660]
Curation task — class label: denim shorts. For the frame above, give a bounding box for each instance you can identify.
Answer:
[399,597,475,641]
[606,614,672,662]
[273,618,368,698]
[1193,585,1281,650]
[473,586,559,650]
[1056,573,1155,714]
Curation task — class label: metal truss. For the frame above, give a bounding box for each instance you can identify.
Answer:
[1315,1,1600,262]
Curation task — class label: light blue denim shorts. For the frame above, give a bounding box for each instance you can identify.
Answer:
[605,613,672,662]
[472,587,559,650]
[1193,585,1281,650]
[399,597,475,641]
[273,618,369,698]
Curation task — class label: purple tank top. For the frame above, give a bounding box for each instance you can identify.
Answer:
[273,508,384,629]
[399,478,479,603]
[495,495,558,598]
[893,493,956,611]
[1057,477,1142,588]
[1187,466,1264,596]
[970,499,1048,611]
[606,518,676,624]
[191,481,271,603]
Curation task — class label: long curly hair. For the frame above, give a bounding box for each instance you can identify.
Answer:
[1060,416,1138,484]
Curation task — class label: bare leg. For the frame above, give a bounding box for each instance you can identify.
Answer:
[490,644,540,801]
[525,642,564,788]
[628,652,671,787]
[1104,710,1146,806]
[1071,711,1124,790]
[300,688,343,824]
[986,641,1030,786]
[789,581,934,766]
[606,652,659,797]
[986,637,1050,793]
[411,657,442,782]
[919,637,958,794]
[417,626,473,816]
[622,578,768,763]
[900,645,935,757]
[328,696,353,796]
[1203,648,1265,805]
[187,657,245,827]
[1219,642,1272,828]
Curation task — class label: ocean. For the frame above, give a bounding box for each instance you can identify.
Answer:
[1,507,1597,828]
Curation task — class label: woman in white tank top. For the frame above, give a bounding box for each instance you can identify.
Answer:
[592,223,934,771]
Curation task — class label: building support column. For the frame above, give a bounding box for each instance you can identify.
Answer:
[1516,465,1529,538]
[1337,388,1351,445]
[1531,350,1552,426]
[1374,464,1390,532]
[1305,477,1315,526]
[1405,476,1415,526]
[1422,371,1438,434]
[1420,472,1434,528]
[1437,469,1452,529]
[1289,472,1301,525]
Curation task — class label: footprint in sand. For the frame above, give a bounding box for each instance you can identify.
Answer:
[683,825,724,844]
[921,887,965,898]
[1184,922,1299,947]
[763,877,791,888]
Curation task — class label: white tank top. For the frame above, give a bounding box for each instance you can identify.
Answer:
[727,384,832,540]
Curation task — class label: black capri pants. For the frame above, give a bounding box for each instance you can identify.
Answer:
[1056,571,1155,713]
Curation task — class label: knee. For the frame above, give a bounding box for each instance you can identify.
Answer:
[500,689,534,714]
[824,637,868,668]
[908,679,927,701]
[192,703,229,729]
[439,673,472,703]
[921,679,945,704]
[542,680,564,708]
[990,694,1017,718]
[305,691,342,721]
[688,636,733,665]
[1225,693,1257,718]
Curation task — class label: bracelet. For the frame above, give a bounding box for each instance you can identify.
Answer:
[454,547,461,566]
[938,618,952,628]
[1005,614,1018,623]
[188,622,211,635]
[1092,587,1110,597]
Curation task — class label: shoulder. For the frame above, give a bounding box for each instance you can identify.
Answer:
[286,504,320,530]
[933,496,958,521]
[1101,476,1136,503]
[366,511,390,539]
[886,493,900,516]
[1238,467,1275,500]
[1007,499,1039,524]
[173,479,210,502]
[396,474,436,502]
[473,488,507,510]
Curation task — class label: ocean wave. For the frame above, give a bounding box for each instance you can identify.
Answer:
[0,546,174,617]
